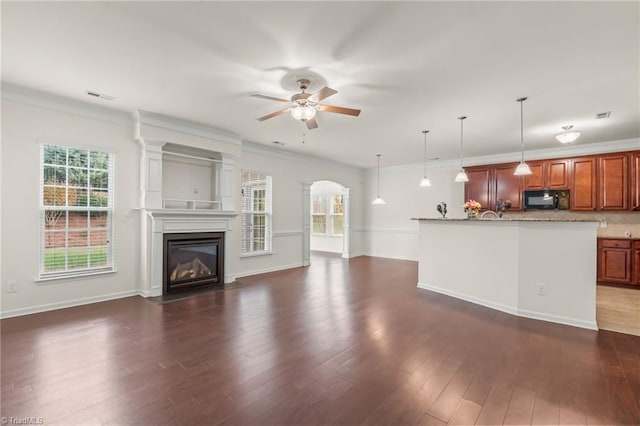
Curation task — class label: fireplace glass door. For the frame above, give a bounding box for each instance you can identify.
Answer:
[163,232,224,293]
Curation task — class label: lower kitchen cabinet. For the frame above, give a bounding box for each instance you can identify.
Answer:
[634,241,640,285]
[597,238,638,286]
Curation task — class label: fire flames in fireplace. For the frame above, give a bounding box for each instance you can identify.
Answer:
[163,232,224,294]
[170,257,212,282]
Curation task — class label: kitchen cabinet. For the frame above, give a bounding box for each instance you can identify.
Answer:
[465,166,492,210]
[634,241,640,285]
[597,239,633,285]
[631,152,640,211]
[465,164,523,211]
[494,163,523,210]
[524,159,570,190]
[570,156,597,211]
[598,154,628,210]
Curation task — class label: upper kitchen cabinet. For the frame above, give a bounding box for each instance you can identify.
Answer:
[465,164,523,211]
[524,159,570,191]
[494,163,523,210]
[598,153,629,211]
[465,166,492,210]
[570,156,597,211]
[631,151,640,211]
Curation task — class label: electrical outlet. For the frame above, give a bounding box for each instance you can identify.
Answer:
[625,231,632,238]
[7,280,17,293]
[536,283,546,296]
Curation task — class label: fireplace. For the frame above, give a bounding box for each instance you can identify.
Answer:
[163,232,224,294]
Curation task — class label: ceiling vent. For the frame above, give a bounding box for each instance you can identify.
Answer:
[595,111,611,119]
[87,91,115,101]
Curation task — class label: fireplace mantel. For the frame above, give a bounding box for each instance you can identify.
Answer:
[134,111,241,297]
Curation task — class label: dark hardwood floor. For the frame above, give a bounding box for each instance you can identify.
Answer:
[2,253,639,425]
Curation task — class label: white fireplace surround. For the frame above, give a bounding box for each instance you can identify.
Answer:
[144,211,236,296]
[135,110,241,296]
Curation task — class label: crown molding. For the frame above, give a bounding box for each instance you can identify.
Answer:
[374,137,640,173]
[1,82,132,125]
[135,110,241,147]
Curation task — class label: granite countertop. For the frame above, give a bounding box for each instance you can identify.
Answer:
[411,217,601,222]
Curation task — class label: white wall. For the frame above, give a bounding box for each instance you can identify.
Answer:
[362,163,466,260]
[233,147,364,276]
[1,99,140,316]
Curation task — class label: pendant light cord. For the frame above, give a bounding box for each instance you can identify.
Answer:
[518,97,527,163]
[422,130,428,177]
[458,117,467,169]
[376,154,381,197]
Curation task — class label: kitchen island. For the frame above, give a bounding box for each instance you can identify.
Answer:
[412,217,600,330]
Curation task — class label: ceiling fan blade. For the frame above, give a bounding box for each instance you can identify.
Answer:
[306,118,318,130]
[251,94,291,103]
[318,104,361,117]
[308,87,337,103]
[257,108,290,121]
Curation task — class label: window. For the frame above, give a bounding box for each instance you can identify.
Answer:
[241,171,272,254]
[312,194,344,235]
[40,144,114,278]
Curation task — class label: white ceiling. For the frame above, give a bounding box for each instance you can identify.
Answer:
[2,1,638,168]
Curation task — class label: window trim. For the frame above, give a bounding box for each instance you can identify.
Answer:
[240,170,272,255]
[39,143,115,279]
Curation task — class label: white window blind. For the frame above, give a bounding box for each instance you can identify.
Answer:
[241,171,272,254]
[40,144,114,278]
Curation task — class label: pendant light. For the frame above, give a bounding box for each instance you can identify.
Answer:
[454,116,469,182]
[419,130,432,187]
[555,125,581,144]
[372,154,386,205]
[514,97,532,176]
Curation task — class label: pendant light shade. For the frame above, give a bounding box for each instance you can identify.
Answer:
[419,130,432,187]
[555,125,581,144]
[514,97,532,176]
[372,154,386,205]
[454,116,469,182]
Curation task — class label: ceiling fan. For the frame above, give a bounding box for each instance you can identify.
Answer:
[251,79,361,130]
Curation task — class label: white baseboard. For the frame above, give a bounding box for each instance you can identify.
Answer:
[232,262,304,280]
[0,290,142,319]
[417,282,518,316]
[516,308,598,331]
[416,282,597,331]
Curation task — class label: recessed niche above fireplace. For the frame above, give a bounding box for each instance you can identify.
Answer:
[163,232,224,294]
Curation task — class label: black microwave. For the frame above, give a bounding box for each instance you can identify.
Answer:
[524,190,569,210]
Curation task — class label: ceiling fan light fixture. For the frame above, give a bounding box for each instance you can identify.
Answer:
[555,125,581,144]
[290,105,316,121]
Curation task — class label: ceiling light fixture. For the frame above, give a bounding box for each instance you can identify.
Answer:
[420,130,432,187]
[372,154,386,205]
[454,116,469,183]
[555,125,581,144]
[290,104,317,121]
[514,97,532,176]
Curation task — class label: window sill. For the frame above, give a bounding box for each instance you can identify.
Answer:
[240,251,273,259]
[37,268,117,284]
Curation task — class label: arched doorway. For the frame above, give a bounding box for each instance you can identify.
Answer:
[302,180,351,265]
